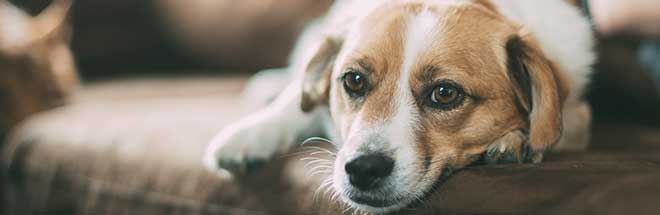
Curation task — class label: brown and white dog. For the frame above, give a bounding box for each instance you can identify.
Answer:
[205,0,594,213]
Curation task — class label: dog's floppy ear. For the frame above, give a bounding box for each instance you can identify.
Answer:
[300,38,343,112]
[506,33,569,159]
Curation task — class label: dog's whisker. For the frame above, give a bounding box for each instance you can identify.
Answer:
[302,146,337,155]
[309,169,332,175]
[335,194,344,209]
[297,147,336,158]
[313,181,325,202]
[304,162,331,170]
[335,190,344,203]
[300,157,332,163]
[310,169,333,174]
[310,164,333,172]
[320,182,333,194]
[302,157,332,163]
[310,169,333,176]
[300,156,326,160]
[309,151,335,157]
[330,190,340,202]
[308,168,331,175]
[307,164,333,176]
[302,137,338,147]
[356,208,364,215]
[321,179,336,197]
[318,179,333,191]
[342,202,353,214]
[309,170,333,178]
[280,148,330,158]
[281,143,339,159]
[314,177,334,203]
[303,159,332,168]
[322,187,333,200]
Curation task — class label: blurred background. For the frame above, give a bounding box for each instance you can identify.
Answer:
[11,0,333,77]
[1,0,660,214]
[4,0,658,121]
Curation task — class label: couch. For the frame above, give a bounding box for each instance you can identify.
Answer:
[2,75,660,215]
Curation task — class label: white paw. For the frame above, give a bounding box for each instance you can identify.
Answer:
[203,119,281,176]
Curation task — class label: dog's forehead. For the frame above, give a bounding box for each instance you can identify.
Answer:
[351,1,513,73]
[345,2,515,92]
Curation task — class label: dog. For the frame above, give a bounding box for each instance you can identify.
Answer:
[204,0,594,213]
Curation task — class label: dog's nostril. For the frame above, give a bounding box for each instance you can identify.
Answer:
[345,155,394,190]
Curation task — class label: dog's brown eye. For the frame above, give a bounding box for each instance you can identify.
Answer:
[426,82,465,110]
[432,86,458,104]
[343,71,367,97]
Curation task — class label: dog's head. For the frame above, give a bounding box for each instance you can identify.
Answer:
[301,1,569,213]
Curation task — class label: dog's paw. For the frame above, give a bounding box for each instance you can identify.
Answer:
[482,130,538,164]
[203,121,279,176]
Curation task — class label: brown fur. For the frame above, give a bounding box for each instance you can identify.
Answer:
[508,33,570,156]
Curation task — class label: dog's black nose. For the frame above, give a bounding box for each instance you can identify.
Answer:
[345,154,394,190]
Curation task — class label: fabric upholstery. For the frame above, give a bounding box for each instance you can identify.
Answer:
[2,77,660,215]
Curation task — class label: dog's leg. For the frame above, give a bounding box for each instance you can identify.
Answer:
[240,68,290,109]
[203,78,322,176]
[552,101,592,151]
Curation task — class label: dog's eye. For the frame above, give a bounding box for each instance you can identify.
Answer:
[426,82,465,110]
[342,71,367,97]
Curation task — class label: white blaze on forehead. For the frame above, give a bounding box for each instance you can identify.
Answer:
[387,9,439,148]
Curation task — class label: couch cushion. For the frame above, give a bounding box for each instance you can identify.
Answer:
[2,76,660,215]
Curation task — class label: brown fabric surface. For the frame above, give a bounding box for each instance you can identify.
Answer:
[2,76,660,215]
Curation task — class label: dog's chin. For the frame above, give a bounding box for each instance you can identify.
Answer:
[349,195,398,208]
[331,165,440,214]
[344,194,412,214]
[335,182,430,214]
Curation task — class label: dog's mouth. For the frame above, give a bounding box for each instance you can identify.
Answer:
[348,194,398,208]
